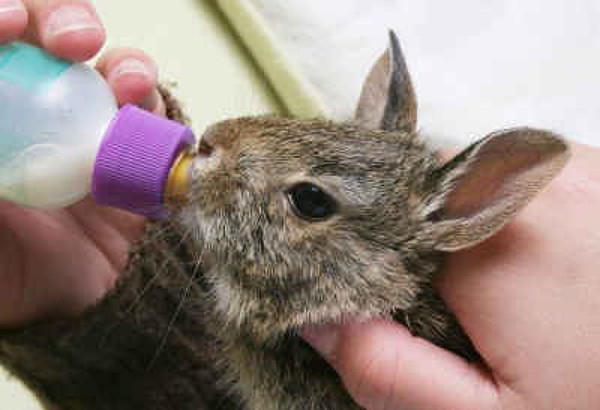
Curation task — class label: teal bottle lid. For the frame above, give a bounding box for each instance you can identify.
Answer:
[0,42,70,90]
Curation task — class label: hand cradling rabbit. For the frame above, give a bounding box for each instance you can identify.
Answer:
[0,31,569,410]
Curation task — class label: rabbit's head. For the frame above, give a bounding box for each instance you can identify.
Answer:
[179,31,569,344]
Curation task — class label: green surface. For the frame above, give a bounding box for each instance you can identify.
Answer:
[216,0,329,119]
[0,0,281,407]
[97,0,281,131]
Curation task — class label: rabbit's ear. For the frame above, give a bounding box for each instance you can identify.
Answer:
[355,30,417,133]
[423,128,570,251]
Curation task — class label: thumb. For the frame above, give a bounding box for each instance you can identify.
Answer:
[303,319,499,410]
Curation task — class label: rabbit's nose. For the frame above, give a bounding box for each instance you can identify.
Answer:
[199,123,240,151]
[200,126,221,151]
[197,127,217,157]
[197,138,213,157]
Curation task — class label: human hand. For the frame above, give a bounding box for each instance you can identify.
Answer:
[0,0,166,327]
[303,142,600,409]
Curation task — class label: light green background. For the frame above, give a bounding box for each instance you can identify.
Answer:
[0,0,280,407]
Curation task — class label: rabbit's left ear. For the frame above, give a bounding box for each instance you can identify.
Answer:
[355,30,417,133]
[422,128,570,251]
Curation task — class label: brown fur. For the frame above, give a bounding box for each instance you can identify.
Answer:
[0,32,569,409]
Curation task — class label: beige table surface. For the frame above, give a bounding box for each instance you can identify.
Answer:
[0,0,280,408]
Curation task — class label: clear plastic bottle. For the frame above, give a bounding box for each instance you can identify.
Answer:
[0,42,195,219]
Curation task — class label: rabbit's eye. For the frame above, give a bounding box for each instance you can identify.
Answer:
[287,183,338,221]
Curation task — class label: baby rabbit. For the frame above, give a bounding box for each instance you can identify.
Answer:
[0,31,569,410]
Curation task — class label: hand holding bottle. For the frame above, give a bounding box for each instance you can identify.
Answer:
[0,0,166,327]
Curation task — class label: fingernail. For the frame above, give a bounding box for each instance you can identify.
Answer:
[302,324,340,361]
[45,5,102,38]
[110,58,153,81]
[0,0,24,14]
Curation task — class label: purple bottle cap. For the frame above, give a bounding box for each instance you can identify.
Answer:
[92,104,195,219]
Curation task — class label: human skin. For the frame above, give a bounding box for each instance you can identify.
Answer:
[303,143,600,410]
[2,2,600,410]
[0,0,161,327]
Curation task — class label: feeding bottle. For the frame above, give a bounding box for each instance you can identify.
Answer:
[0,42,195,219]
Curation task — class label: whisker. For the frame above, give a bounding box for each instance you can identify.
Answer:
[146,243,205,370]
[126,225,195,313]
[100,220,196,348]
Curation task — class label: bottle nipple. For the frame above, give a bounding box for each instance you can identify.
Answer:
[92,104,196,219]
[164,149,194,205]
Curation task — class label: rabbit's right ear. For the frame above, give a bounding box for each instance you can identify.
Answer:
[354,30,417,133]
[421,128,570,251]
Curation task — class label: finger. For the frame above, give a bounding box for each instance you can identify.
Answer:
[22,0,105,61]
[96,47,166,116]
[0,0,28,43]
[303,319,499,410]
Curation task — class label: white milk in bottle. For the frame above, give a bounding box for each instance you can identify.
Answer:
[0,43,196,218]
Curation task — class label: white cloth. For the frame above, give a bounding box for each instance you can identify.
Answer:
[227,0,600,147]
